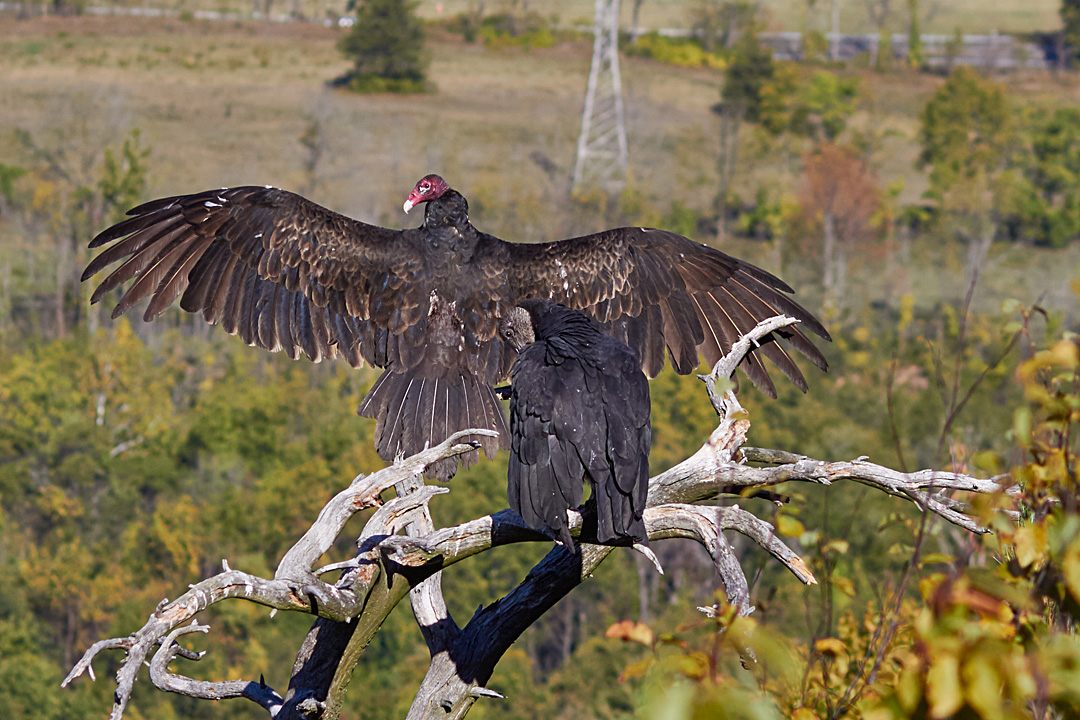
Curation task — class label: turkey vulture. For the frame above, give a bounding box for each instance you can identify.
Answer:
[501,300,650,549]
[82,174,829,480]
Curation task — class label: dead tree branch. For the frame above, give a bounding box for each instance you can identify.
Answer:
[63,317,1016,720]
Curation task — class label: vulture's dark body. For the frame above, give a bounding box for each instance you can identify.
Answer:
[508,301,650,548]
[82,179,830,480]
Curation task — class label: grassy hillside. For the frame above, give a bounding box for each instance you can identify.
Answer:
[1,15,1077,321]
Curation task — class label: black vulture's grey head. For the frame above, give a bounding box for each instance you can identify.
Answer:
[499,306,535,352]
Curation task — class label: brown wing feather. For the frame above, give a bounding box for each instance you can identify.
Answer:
[83,186,430,369]
[506,227,830,393]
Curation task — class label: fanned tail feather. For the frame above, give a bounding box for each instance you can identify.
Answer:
[357,366,509,481]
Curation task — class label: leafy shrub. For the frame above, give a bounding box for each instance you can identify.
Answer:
[626,33,727,69]
[477,13,559,51]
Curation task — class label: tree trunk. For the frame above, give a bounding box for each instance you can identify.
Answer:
[559,598,574,664]
[715,103,745,243]
[835,244,847,307]
[830,0,840,60]
[636,553,651,621]
[964,225,995,281]
[772,234,784,281]
[822,209,837,305]
[54,235,69,339]
[630,0,645,42]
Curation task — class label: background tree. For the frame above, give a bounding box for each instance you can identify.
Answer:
[713,32,773,241]
[800,143,883,307]
[337,0,429,94]
[917,65,1012,276]
[1062,0,1080,65]
[689,0,762,52]
[997,107,1080,248]
[864,0,894,70]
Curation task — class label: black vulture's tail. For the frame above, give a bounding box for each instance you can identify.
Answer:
[357,366,509,482]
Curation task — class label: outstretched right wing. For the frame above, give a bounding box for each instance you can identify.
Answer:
[83,186,431,368]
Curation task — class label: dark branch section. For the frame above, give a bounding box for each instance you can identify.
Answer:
[62,318,1014,720]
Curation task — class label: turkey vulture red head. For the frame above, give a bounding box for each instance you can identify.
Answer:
[403,174,450,214]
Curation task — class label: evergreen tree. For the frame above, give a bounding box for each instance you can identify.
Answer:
[338,0,429,93]
[1063,0,1080,64]
[918,66,1010,197]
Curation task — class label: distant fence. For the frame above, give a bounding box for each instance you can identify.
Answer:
[0,1,320,24]
[657,29,1061,70]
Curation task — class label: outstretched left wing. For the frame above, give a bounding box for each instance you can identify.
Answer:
[505,228,830,396]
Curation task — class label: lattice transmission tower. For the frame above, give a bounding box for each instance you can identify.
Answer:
[571,0,629,194]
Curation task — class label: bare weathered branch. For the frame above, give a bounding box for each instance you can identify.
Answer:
[277,431,495,582]
[149,622,286,716]
[700,315,801,415]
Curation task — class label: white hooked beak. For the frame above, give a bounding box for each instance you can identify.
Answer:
[403,198,416,214]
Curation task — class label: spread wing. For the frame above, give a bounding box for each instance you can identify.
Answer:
[82,186,431,368]
[506,228,831,397]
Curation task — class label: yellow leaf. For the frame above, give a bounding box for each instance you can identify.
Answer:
[962,653,1004,718]
[814,637,846,657]
[927,653,963,719]
[1062,539,1080,603]
[618,658,653,683]
[919,553,954,566]
[777,515,805,537]
[605,619,654,646]
[792,709,818,720]
[823,539,850,555]
[897,666,923,712]
[919,573,946,600]
[830,575,856,597]
[1014,524,1047,569]
[676,651,710,680]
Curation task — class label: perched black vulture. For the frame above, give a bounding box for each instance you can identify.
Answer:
[501,300,650,549]
[82,174,829,480]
